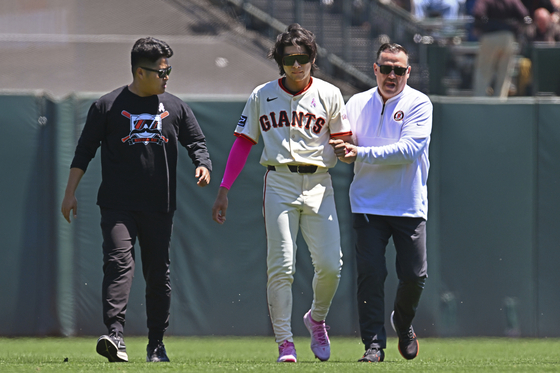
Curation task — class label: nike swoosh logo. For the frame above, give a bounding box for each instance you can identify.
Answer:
[267,97,278,102]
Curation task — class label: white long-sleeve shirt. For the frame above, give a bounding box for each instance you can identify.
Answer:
[345,85,433,219]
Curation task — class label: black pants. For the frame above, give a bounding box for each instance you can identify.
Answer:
[100,208,174,340]
[354,214,427,350]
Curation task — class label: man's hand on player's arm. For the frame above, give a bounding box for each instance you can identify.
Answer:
[61,167,85,223]
[196,166,211,187]
[212,186,229,224]
[329,137,357,164]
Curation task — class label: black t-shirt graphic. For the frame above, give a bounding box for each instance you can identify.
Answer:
[71,86,212,212]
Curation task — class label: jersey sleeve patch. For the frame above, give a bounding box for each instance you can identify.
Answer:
[237,115,248,127]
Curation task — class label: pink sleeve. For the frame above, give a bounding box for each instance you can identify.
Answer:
[219,136,254,190]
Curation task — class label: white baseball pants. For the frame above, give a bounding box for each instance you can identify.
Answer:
[263,166,343,343]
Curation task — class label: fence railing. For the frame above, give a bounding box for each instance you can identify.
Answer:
[223,0,472,93]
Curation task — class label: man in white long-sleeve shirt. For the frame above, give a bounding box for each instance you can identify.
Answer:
[330,43,432,363]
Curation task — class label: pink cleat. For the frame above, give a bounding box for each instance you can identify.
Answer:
[303,310,331,361]
[277,340,297,362]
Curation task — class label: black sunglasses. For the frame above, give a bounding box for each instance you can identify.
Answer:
[140,66,172,78]
[377,64,408,76]
[282,54,311,66]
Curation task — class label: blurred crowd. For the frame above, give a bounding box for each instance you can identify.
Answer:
[322,0,560,96]
[414,0,559,96]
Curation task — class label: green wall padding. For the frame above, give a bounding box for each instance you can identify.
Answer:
[2,92,560,338]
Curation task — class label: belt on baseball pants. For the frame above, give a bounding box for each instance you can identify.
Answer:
[267,164,321,174]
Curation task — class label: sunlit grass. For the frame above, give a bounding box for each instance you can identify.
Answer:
[1,336,559,372]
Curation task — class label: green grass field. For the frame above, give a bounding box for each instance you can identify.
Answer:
[1,336,559,372]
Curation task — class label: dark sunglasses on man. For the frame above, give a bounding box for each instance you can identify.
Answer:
[140,66,172,78]
[376,64,408,76]
[282,54,310,66]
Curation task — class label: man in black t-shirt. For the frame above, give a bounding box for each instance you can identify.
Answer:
[61,37,212,363]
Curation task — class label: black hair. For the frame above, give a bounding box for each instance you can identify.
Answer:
[376,43,409,65]
[268,23,318,76]
[131,37,173,74]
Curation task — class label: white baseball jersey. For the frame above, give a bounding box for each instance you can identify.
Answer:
[234,77,352,168]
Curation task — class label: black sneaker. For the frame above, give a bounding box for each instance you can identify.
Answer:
[96,333,128,362]
[147,341,170,362]
[358,347,385,362]
[391,311,419,360]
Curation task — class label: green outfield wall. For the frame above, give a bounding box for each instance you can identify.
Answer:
[1,92,559,338]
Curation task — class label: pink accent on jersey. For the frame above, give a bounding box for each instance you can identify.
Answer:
[219,136,254,190]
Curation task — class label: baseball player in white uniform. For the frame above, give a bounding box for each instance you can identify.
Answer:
[212,24,352,363]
